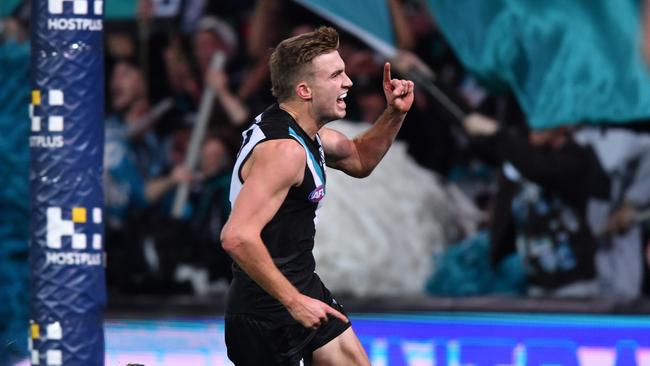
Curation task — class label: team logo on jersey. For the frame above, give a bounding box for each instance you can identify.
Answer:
[308,185,325,202]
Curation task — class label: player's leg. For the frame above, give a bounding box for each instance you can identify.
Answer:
[226,314,310,366]
[311,327,370,366]
[225,314,278,366]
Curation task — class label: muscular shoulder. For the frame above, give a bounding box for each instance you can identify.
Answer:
[246,139,306,185]
[259,137,305,158]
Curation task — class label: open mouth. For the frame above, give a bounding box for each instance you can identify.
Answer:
[336,92,347,107]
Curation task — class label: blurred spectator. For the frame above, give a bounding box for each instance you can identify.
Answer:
[191,16,254,128]
[108,60,167,178]
[162,32,201,112]
[194,16,238,74]
[463,113,611,297]
[205,58,250,127]
[54,0,650,303]
[104,60,192,293]
[575,127,650,298]
[106,32,137,60]
[426,231,526,296]
[187,133,234,283]
[144,132,234,295]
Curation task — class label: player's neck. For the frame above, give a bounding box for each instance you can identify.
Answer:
[279,101,320,139]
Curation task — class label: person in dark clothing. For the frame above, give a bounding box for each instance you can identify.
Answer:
[220,27,414,365]
[189,133,233,282]
[463,113,610,295]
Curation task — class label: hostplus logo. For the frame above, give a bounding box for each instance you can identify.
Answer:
[29,321,63,366]
[30,89,66,148]
[44,206,103,266]
[47,0,103,31]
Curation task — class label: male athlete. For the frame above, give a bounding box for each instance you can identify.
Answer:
[221,27,414,365]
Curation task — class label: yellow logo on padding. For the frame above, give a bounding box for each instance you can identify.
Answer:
[31,323,40,339]
[32,90,41,105]
[72,207,86,223]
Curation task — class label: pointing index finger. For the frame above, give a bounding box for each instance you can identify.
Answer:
[383,62,391,88]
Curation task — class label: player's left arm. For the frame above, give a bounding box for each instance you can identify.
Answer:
[320,62,414,178]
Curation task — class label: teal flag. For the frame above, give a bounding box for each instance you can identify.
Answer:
[1,0,134,19]
[3,0,133,18]
[105,0,136,20]
[428,0,650,129]
[0,0,21,16]
[0,39,29,364]
[293,0,396,57]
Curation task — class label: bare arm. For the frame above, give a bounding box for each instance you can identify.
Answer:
[220,140,347,328]
[237,53,271,100]
[144,165,192,203]
[247,0,283,59]
[388,0,415,50]
[206,69,250,126]
[322,62,414,177]
[641,0,650,64]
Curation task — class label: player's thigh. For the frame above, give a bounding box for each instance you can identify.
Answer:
[311,327,370,366]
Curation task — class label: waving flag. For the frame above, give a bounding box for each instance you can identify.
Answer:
[293,0,397,57]
[0,0,21,16]
[428,0,650,129]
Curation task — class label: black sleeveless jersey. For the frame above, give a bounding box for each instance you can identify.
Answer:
[226,104,327,321]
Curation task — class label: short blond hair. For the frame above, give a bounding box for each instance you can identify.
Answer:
[269,27,339,102]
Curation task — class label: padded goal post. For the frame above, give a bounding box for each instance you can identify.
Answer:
[30,0,106,364]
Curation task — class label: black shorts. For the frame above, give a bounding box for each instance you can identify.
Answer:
[224,288,350,366]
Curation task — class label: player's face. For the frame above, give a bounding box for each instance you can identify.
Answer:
[308,51,353,123]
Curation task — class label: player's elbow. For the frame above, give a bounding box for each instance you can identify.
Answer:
[351,155,377,178]
[355,167,374,178]
[220,226,246,254]
[347,165,373,179]
[338,160,374,178]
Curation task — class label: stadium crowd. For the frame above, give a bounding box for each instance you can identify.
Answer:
[1,0,649,330]
[3,0,650,363]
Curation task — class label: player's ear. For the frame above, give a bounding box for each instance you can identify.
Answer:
[296,82,312,100]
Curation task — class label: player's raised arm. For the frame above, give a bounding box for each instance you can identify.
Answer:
[321,62,415,178]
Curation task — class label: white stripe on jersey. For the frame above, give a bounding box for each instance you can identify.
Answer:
[229,113,265,205]
[287,128,326,228]
[313,133,325,227]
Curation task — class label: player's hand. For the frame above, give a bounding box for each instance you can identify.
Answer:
[286,293,348,329]
[383,62,415,114]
